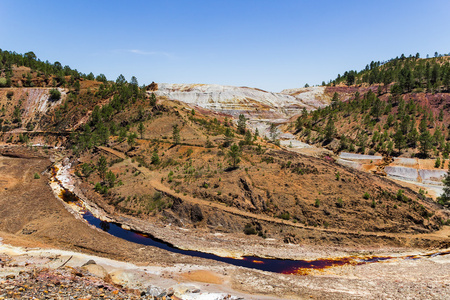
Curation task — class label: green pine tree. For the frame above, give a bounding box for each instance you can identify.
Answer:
[440,167,450,206]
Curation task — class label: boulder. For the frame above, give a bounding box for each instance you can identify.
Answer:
[82,264,108,279]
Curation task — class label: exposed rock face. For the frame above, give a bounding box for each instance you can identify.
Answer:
[147,81,158,91]
[0,87,64,131]
[154,83,330,120]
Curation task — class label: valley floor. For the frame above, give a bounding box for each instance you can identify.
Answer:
[0,146,449,299]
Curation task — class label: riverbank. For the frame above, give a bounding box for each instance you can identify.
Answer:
[1,146,450,299]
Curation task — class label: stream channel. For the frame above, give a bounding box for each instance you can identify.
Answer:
[51,165,450,275]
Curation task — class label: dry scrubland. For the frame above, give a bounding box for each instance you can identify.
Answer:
[0,51,449,298]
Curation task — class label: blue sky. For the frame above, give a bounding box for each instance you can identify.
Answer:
[1,0,449,92]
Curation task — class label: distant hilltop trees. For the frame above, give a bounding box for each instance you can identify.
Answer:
[328,52,450,93]
[0,49,108,88]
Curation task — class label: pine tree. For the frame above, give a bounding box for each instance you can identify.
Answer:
[224,127,234,147]
[105,170,116,188]
[151,151,160,165]
[269,123,279,142]
[138,122,145,139]
[253,128,259,141]
[331,92,339,108]
[419,117,428,133]
[227,144,241,168]
[440,167,450,206]
[394,129,406,153]
[149,93,157,106]
[324,117,336,142]
[172,124,180,145]
[237,114,247,134]
[408,128,419,148]
[97,156,108,180]
[244,130,252,145]
[127,132,137,147]
[419,130,432,157]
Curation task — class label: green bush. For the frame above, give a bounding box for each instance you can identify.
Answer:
[336,198,344,208]
[396,189,409,202]
[279,212,290,220]
[435,157,441,168]
[243,223,257,235]
[33,172,40,179]
[363,192,370,199]
[94,182,108,194]
[49,89,61,101]
[314,199,320,207]
[151,151,160,164]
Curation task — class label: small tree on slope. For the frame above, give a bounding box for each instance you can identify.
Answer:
[440,167,450,206]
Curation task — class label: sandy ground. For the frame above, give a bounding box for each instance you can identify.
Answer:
[0,235,260,300]
[2,230,450,300]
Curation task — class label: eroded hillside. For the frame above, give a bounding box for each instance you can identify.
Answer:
[155,83,330,120]
[0,50,448,250]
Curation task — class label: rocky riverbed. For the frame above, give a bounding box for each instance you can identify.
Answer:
[0,237,247,300]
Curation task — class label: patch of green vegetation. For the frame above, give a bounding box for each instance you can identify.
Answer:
[144,192,171,213]
[49,89,61,101]
[278,212,290,220]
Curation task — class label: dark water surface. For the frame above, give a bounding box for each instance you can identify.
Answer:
[57,179,449,275]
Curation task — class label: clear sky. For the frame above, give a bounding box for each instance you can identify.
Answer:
[1,0,449,92]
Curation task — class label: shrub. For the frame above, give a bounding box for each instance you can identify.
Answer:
[205,138,214,148]
[243,223,257,235]
[49,89,61,101]
[396,189,409,202]
[261,156,274,164]
[105,170,116,188]
[26,122,35,131]
[435,157,441,168]
[81,163,94,177]
[371,199,376,208]
[336,198,344,208]
[33,173,40,179]
[314,199,320,207]
[279,212,290,220]
[151,151,160,165]
[335,171,340,181]
[363,192,370,199]
[94,182,108,194]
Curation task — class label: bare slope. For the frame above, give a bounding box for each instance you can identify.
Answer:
[155,83,329,120]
